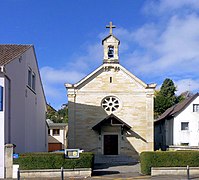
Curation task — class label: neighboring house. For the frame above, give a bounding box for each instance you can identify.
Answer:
[65,23,156,158]
[154,93,199,150]
[0,45,47,178]
[47,119,68,152]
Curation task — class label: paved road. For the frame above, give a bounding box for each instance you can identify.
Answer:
[2,173,199,179]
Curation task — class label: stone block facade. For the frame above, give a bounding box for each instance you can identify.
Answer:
[65,29,156,158]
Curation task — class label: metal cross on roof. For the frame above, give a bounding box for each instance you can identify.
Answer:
[106,21,116,34]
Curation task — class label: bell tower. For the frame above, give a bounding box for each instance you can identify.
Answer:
[102,22,120,64]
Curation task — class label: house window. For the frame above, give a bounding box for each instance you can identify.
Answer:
[48,129,50,135]
[180,143,189,146]
[28,68,32,87]
[193,104,199,112]
[181,122,189,130]
[32,73,36,91]
[0,86,3,111]
[28,67,36,92]
[198,121,199,130]
[53,129,60,136]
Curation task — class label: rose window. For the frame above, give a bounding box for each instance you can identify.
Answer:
[102,96,120,112]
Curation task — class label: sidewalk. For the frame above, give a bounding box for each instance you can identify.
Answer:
[1,174,199,179]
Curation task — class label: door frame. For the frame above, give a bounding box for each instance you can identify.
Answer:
[102,132,120,155]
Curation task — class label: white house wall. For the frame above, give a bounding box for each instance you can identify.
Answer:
[5,55,26,152]
[173,96,199,146]
[24,47,47,152]
[49,127,66,148]
[5,47,47,153]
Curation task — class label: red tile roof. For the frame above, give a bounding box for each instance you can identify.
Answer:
[0,44,32,66]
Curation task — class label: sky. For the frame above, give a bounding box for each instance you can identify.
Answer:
[1,0,199,109]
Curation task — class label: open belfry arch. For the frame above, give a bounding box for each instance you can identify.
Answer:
[65,22,156,158]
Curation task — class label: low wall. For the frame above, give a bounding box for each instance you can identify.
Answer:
[151,167,199,176]
[169,145,199,151]
[17,168,91,178]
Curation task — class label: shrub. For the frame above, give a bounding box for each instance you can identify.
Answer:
[140,151,199,175]
[14,152,94,170]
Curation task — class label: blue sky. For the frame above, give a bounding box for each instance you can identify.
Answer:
[1,0,199,109]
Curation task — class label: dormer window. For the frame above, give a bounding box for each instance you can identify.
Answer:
[108,46,114,58]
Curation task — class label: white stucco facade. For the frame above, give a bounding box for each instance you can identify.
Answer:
[154,94,199,150]
[0,45,47,178]
[173,96,199,146]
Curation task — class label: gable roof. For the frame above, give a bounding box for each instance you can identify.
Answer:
[0,44,47,109]
[65,63,156,89]
[92,113,131,131]
[155,93,199,123]
[102,34,120,45]
[0,44,32,66]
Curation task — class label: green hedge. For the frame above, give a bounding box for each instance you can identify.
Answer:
[140,151,199,175]
[13,152,94,170]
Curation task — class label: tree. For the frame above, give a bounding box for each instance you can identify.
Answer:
[46,104,68,123]
[57,106,68,123]
[154,78,182,118]
[46,104,58,121]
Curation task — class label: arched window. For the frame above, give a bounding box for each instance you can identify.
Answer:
[108,46,114,58]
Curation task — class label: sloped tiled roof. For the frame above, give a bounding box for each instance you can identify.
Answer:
[48,135,61,144]
[155,93,199,123]
[0,44,32,66]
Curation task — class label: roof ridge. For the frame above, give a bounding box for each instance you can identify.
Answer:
[0,44,33,46]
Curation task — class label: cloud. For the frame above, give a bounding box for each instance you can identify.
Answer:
[40,66,85,84]
[67,42,103,73]
[41,0,199,108]
[117,14,199,83]
[143,0,199,15]
[175,79,199,95]
[148,14,199,73]
[40,66,86,109]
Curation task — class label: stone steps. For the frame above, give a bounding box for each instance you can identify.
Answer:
[94,155,138,165]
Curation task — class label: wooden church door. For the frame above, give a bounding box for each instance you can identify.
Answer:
[104,135,118,155]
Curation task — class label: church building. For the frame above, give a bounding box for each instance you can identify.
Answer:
[65,22,156,158]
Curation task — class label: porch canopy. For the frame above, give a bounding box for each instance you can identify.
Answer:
[92,114,131,132]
